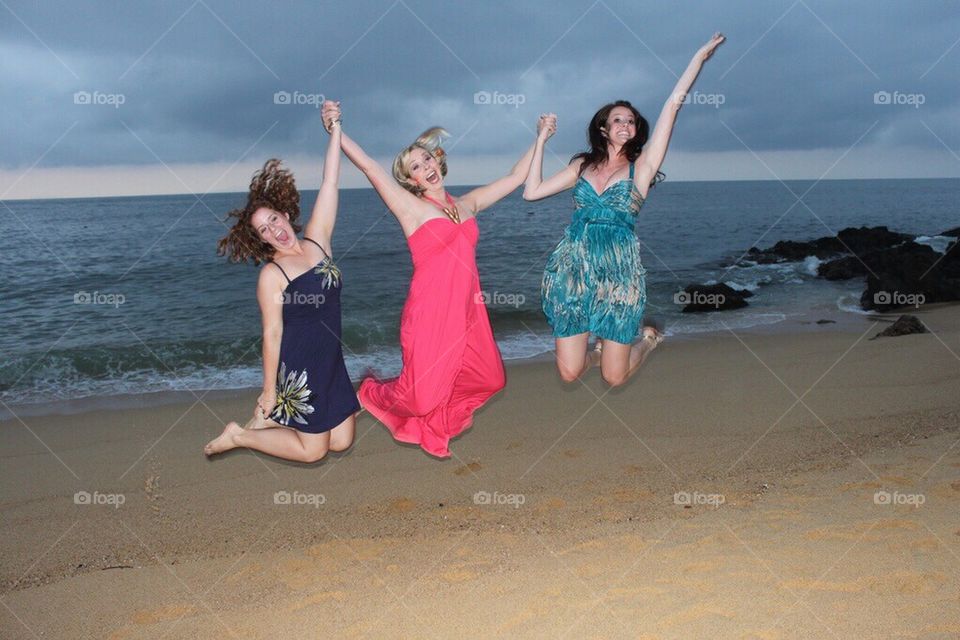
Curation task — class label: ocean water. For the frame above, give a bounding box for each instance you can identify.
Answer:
[1,178,957,416]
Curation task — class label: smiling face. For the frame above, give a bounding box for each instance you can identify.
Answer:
[602,106,637,146]
[251,207,296,252]
[404,147,443,190]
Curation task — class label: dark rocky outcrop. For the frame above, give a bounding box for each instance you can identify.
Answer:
[743,226,913,265]
[860,241,960,311]
[871,315,928,339]
[740,225,960,311]
[817,255,867,280]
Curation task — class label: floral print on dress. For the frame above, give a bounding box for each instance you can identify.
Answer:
[314,258,342,289]
[270,362,315,426]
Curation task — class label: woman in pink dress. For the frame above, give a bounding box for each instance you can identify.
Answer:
[322,100,554,458]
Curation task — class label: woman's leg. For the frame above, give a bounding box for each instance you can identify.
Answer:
[328,415,355,452]
[204,415,355,462]
[554,332,598,383]
[597,327,662,387]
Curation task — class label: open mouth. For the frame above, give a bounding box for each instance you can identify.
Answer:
[275,229,290,244]
[426,170,439,184]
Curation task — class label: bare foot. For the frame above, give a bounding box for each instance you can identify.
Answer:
[204,422,244,457]
[244,407,271,430]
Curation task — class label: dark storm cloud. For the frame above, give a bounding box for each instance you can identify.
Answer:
[2,0,958,171]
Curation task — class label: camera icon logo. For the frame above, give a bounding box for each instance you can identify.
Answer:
[473,91,492,105]
[673,291,691,305]
[874,291,891,305]
[274,91,292,105]
[73,91,91,105]
[873,91,891,105]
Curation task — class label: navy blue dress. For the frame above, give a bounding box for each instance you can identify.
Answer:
[267,237,359,433]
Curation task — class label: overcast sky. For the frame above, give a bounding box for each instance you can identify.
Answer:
[2,0,959,199]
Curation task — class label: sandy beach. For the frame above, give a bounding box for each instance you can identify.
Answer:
[2,305,959,639]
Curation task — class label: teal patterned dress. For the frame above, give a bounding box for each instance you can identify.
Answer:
[541,161,647,345]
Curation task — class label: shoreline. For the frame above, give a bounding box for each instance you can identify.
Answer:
[0,302,928,422]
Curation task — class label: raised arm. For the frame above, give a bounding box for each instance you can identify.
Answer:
[635,32,725,195]
[255,266,285,416]
[321,100,424,222]
[303,115,342,247]
[458,115,554,214]
[523,112,582,201]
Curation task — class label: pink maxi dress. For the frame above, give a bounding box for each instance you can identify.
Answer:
[358,216,506,458]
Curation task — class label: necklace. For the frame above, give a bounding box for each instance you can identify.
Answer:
[421,192,461,224]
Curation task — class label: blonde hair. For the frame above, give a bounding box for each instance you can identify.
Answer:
[392,127,449,194]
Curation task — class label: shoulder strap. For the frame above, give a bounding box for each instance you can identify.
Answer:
[269,260,291,284]
[303,236,331,259]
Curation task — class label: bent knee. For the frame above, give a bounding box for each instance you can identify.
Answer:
[487,367,506,393]
[299,444,330,463]
[328,435,353,452]
[601,370,628,387]
[403,390,445,416]
[557,364,583,383]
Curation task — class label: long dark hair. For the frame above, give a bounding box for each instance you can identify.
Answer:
[571,100,665,189]
[217,159,302,265]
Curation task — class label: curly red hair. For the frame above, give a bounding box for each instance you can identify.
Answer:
[217,159,302,265]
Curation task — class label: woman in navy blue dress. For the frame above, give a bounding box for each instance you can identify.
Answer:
[204,114,359,462]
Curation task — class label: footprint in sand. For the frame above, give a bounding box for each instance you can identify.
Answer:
[837,481,882,493]
[453,461,482,475]
[287,590,347,612]
[534,497,566,514]
[308,538,392,561]
[223,561,264,585]
[440,568,478,583]
[562,449,581,458]
[779,571,947,595]
[804,519,918,541]
[387,497,416,513]
[130,603,197,625]
[681,558,724,574]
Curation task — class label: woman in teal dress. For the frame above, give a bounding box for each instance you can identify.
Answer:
[524,33,725,387]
